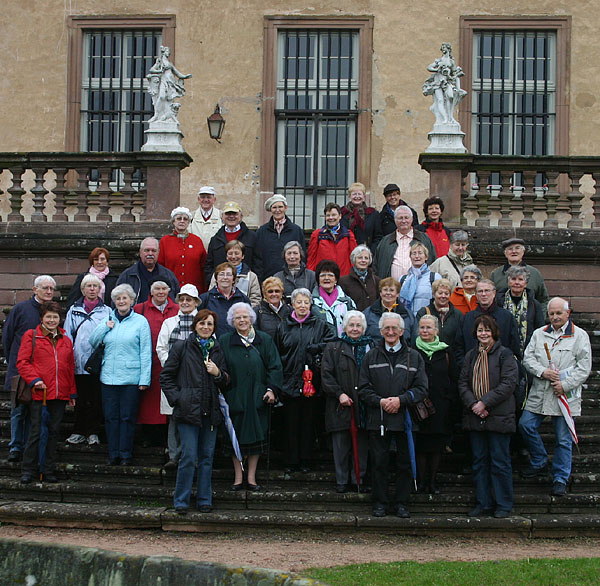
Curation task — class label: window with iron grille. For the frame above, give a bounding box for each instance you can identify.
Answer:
[275,29,359,229]
[80,30,161,152]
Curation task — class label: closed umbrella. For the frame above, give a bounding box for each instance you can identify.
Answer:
[218,393,244,471]
[349,406,361,493]
[404,409,418,492]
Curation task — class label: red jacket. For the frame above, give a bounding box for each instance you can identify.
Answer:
[307,227,357,276]
[17,326,77,402]
[158,232,207,293]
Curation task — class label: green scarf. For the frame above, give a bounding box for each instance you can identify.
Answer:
[416,335,448,358]
[195,335,215,360]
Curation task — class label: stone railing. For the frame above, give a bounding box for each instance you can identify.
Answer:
[0,152,192,223]
[418,154,600,229]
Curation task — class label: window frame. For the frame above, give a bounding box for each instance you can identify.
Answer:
[66,15,176,152]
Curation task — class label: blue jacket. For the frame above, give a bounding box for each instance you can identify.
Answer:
[88,309,152,386]
[64,300,111,375]
[116,261,179,305]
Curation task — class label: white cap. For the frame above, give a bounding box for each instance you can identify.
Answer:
[177,283,200,302]
[170,206,192,220]
[264,194,288,211]
[198,186,216,196]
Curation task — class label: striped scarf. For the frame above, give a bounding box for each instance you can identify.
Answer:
[472,343,491,400]
[168,312,195,350]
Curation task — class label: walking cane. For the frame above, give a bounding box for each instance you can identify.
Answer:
[40,386,47,482]
[265,402,272,491]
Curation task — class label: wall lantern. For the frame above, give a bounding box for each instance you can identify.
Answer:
[207,104,225,142]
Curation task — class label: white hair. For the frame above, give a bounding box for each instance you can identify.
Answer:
[394,205,413,219]
[378,312,405,331]
[34,275,56,288]
[418,314,439,330]
[548,297,569,312]
[226,302,257,326]
[80,274,103,291]
[342,310,367,332]
[290,288,312,304]
[150,280,170,293]
[140,237,159,252]
[111,284,136,302]
[350,245,373,266]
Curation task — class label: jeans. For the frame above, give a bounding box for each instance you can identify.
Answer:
[469,431,513,512]
[519,409,573,484]
[167,417,181,461]
[9,403,31,454]
[174,419,218,509]
[101,384,140,460]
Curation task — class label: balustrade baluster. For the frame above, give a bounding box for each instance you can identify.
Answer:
[567,171,585,228]
[73,168,91,222]
[520,170,537,227]
[132,168,147,221]
[119,166,136,222]
[6,167,25,222]
[51,167,69,222]
[543,170,560,228]
[590,172,600,229]
[30,167,48,223]
[460,170,471,225]
[474,171,491,227]
[96,167,112,222]
[497,171,514,227]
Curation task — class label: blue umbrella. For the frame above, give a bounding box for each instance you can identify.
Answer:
[404,409,417,492]
[218,393,244,471]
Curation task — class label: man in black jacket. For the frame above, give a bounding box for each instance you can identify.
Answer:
[358,312,428,518]
[379,183,418,234]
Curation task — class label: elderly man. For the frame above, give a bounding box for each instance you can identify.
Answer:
[204,201,257,283]
[429,229,473,291]
[116,237,179,304]
[254,194,305,280]
[189,186,223,249]
[491,238,549,307]
[379,183,419,234]
[454,279,520,368]
[373,205,436,279]
[3,275,56,462]
[519,298,592,496]
[358,312,428,518]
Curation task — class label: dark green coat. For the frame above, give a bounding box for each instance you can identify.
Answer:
[219,330,283,445]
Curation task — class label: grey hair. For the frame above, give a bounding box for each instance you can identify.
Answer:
[548,297,569,312]
[394,205,413,219]
[290,288,312,305]
[282,240,305,260]
[450,229,469,243]
[80,274,103,291]
[459,264,483,280]
[140,237,159,252]
[111,284,136,302]
[378,312,405,331]
[419,314,439,330]
[506,265,531,283]
[226,302,257,326]
[34,275,56,288]
[150,280,170,293]
[477,278,496,291]
[342,310,367,332]
[350,245,373,266]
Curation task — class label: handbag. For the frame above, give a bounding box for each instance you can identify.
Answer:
[10,330,36,408]
[84,343,104,375]
[404,348,436,422]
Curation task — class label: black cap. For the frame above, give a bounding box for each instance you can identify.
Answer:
[383,183,400,195]
[501,237,526,249]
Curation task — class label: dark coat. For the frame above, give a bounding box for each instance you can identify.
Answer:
[415,302,461,345]
[363,299,416,346]
[116,261,180,305]
[338,268,380,311]
[253,217,306,280]
[458,341,518,434]
[198,287,251,338]
[204,222,257,283]
[160,335,229,427]
[373,229,437,279]
[340,206,383,252]
[358,342,428,432]
[275,313,337,399]
[380,202,419,235]
[66,269,119,308]
[495,287,545,351]
[273,264,316,304]
[219,329,283,445]
[255,299,292,339]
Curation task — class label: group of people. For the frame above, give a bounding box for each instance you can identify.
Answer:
[3,182,591,519]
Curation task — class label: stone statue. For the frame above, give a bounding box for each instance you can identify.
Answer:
[146,46,192,124]
[423,43,467,126]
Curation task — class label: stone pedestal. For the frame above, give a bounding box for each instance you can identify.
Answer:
[142,121,185,153]
[426,122,467,153]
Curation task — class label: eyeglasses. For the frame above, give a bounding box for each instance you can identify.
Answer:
[266,289,282,294]
[217,272,233,278]
[233,315,250,320]
[319,273,336,278]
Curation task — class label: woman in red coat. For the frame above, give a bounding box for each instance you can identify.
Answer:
[158,207,207,293]
[134,281,179,443]
[307,203,357,277]
[17,302,77,484]
[416,196,452,258]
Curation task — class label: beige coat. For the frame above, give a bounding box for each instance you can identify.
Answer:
[190,206,223,249]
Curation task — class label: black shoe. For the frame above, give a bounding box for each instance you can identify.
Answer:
[197,505,213,513]
[372,504,387,517]
[300,466,311,474]
[521,464,548,479]
[494,509,511,518]
[175,507,188,515]
[551,481,567,496]
[230,483,244,492]
[285,465,299,474]
[247,483,261,492]
[108,458,120,466]
[164,459,178,470]
[20,474,33,484]
[43,473,58,483]
[8,451,22,463]
[120,459,132,466]
[335,484,348,494]
[467,506,494,517]
[395,505,410,518]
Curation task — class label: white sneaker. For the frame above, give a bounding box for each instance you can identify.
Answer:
[87,435,100,445]
[66,434,86,444]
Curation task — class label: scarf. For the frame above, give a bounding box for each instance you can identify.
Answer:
[447,248,473,266]
[353,267,368,282]
[341,333,372,368]
[89,265,109,300]
[274,218,286,234]
[169,311,195,349]
[153,300,168,312]
[504,289,529,354]
[235,263,243,275]
[399,264,430,311]
[324,223,341,241]
[416,335,448,359]
[472,343,491,400]
[319,286,339,307]
[83,298,100,313]
[238,326,256,347]
[341,203,371,231]
[195,335,215,360]
[195,335,217,415]
[291,310,310,323]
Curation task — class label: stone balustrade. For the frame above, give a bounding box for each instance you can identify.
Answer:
[0,152,192,223]
[419,154,600,229]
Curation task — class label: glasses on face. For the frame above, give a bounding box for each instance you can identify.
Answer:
[477,289,494,295]
[320,273,335,278]
[266,289,282,294]
[233,315,250,321]
[217,272,233,278]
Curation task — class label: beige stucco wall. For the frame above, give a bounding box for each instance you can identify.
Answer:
[1,1,596,225]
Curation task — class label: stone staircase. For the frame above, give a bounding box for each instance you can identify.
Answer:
[0,315,598,538]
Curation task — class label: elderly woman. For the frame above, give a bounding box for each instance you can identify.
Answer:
[458,314,518,518]
[414,314,458,494]
[450,264,482,315]
[89,284,152,465]
[255,276,292,338]
[364,277,416,345]
[18,302,77,484]
[66,247,118,308]
[219,303,283,490]
[339,245,380,311]
[307,202,357,276]
[340,182,382,252]
[275,288,337,472]
[209,240,261,306]
[415,196,452,258]
[64,274,111,446]
[199,262,251,337]
[415,278,461,345]
[399,242,442,315]
[321,310,371,492]
[133,281,179,446]
[429,230,473,291]
[160,309,229,514]
[311,260,356,337]
[273,241,316,303]
[158,206,207,293]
